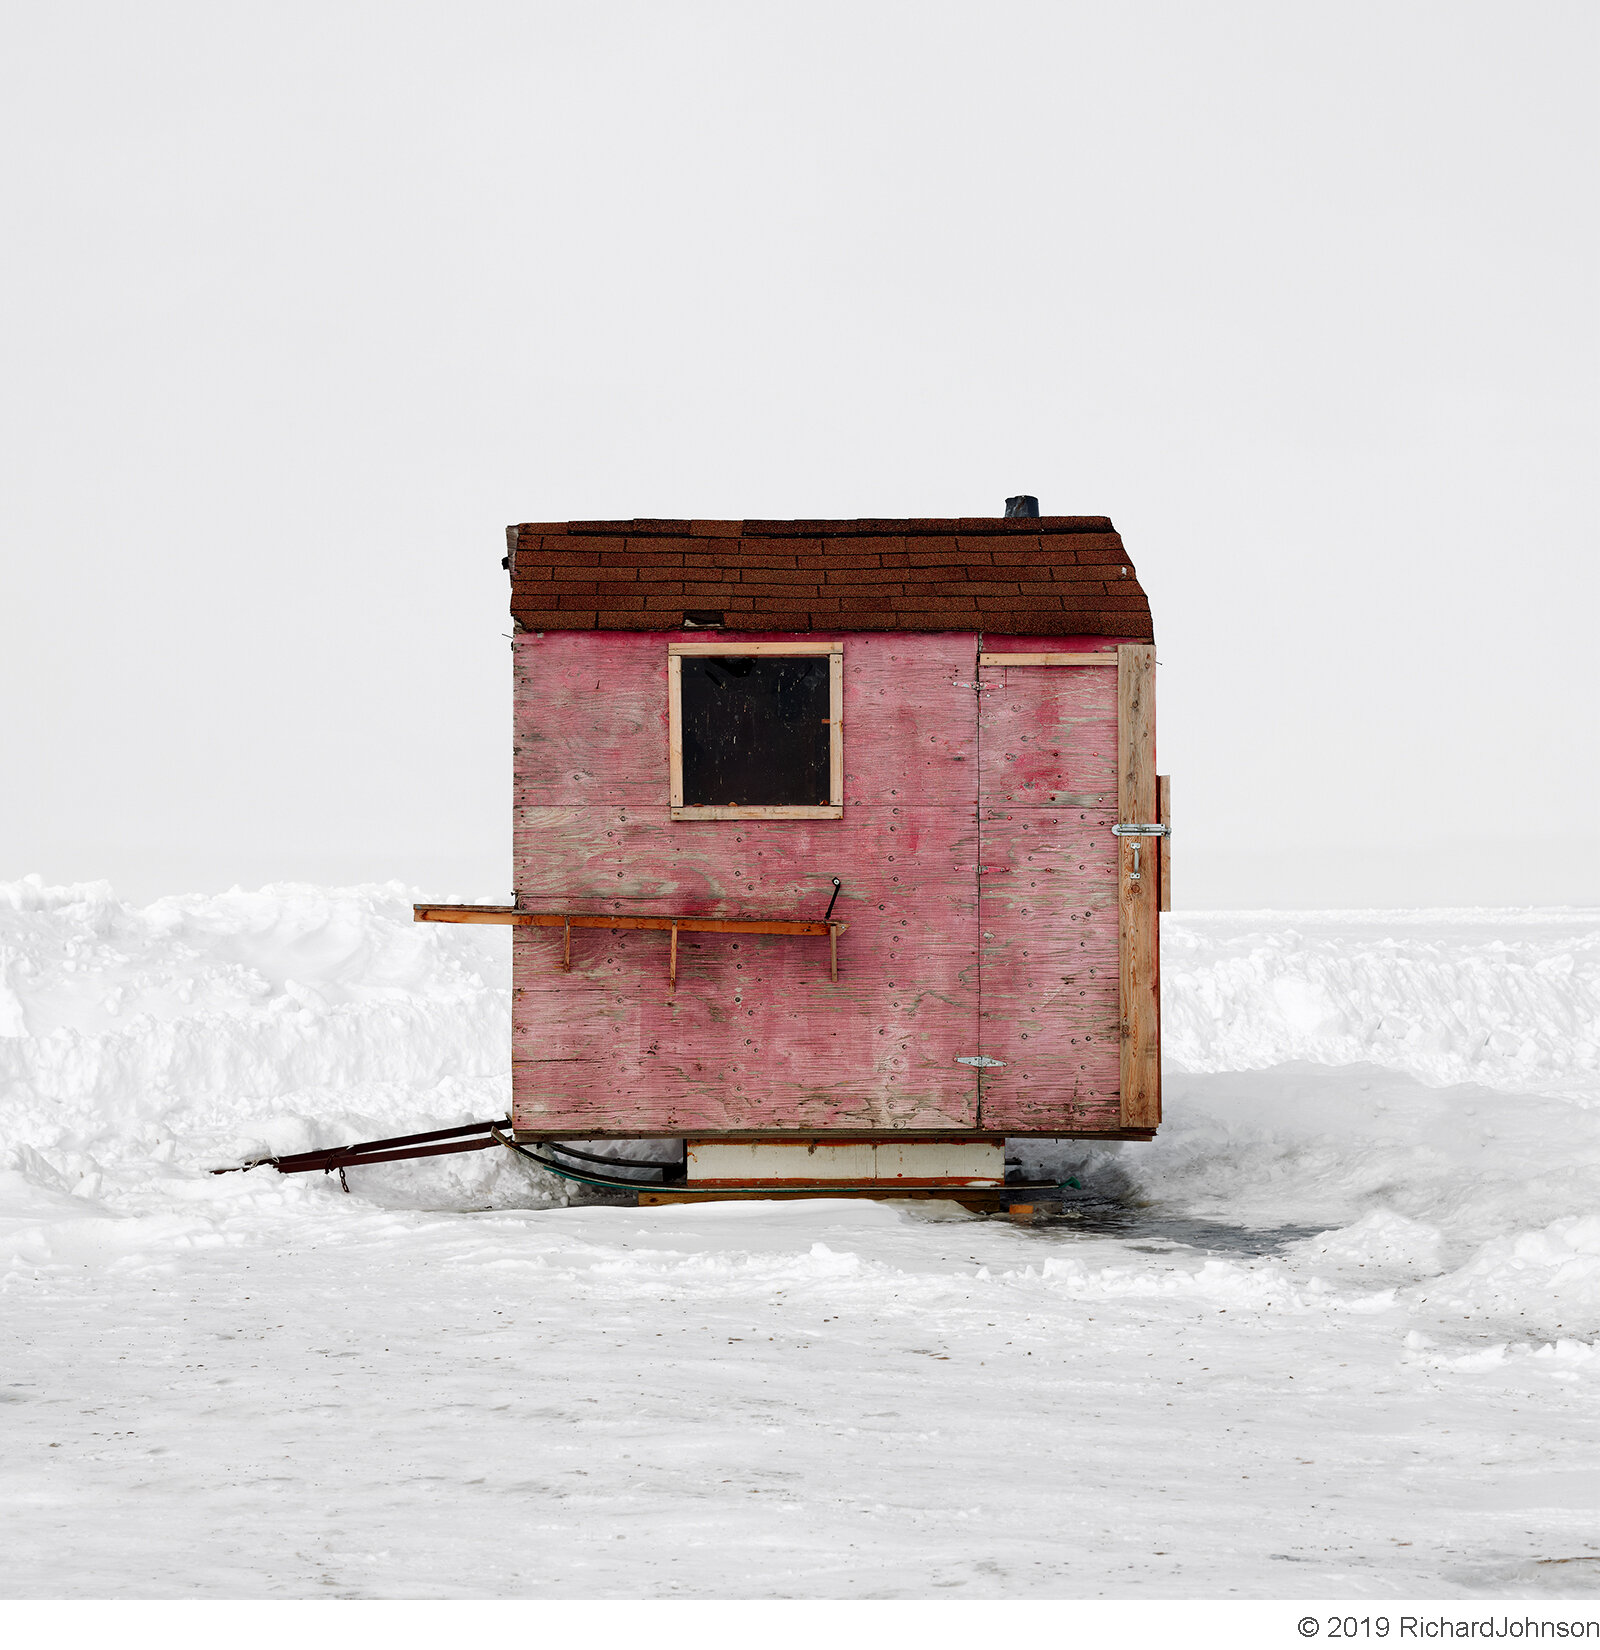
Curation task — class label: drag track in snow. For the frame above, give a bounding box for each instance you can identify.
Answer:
[2,880,1598,1598]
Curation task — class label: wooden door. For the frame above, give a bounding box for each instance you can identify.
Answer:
[974,647,1159,1133]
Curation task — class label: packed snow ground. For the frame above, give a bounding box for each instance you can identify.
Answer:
[2,878,1598,1598]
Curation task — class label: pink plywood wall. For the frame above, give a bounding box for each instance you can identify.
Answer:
[511,631,1124,1136]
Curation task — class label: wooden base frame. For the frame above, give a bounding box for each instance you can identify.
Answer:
[512,1129,1158,1144]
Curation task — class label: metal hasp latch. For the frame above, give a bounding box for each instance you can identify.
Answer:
[955,1056,1007,1069]
[1111,821,1171,884]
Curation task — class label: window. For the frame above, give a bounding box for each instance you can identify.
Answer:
[668,641,843,820]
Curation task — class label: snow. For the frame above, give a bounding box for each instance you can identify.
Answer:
[2,878,1599,1598]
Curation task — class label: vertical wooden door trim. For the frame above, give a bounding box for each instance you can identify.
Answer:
[1117,645,1161,1130]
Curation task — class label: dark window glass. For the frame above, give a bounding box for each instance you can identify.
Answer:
[679,656,830,806]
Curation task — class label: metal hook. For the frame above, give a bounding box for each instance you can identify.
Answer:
[824,877,842,922]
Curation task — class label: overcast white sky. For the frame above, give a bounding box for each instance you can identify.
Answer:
[2,1,1594,907]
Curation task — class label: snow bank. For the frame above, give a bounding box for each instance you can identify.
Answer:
[1035,910,1600,1349]
[1,879,1597,1345]
[1164,909,1600,1100]
[1081,1062,1600,1250]
[5,883,1597,1597]
[0,876,544,1211]
[1425,1213,1600,1330]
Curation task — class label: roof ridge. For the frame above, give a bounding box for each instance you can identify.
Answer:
[519,516,1116,538]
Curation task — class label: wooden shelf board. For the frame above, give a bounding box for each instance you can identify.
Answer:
[415,905,844,937]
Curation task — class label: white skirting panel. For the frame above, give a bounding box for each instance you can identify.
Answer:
[685,1140,1004,1186]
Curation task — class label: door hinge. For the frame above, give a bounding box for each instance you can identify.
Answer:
[956,1055,1007,1069]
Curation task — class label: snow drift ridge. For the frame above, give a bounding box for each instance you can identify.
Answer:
[1,878,1599,1344]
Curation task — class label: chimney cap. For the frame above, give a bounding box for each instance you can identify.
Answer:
[1004,495,1039,518]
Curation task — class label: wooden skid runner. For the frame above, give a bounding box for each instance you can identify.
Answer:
[639,1183,1060,1213]
[513,1129,1157,1143]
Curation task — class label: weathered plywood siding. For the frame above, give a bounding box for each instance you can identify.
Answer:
[975,660,1122,1131]
[511,629,1136,1136]
[512,632,982,1134]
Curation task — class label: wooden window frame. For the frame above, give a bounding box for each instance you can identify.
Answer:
[667,640,844,821]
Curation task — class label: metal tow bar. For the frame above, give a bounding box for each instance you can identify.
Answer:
[211,1118,515,1191]
[211,1121,678,1194]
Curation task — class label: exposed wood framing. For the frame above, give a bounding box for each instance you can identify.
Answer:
[1116,644,1160,1130]
[1158,774,1172,913]
[977,652,1120,667]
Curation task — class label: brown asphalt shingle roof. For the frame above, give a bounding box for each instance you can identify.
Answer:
[506,517,1152,638]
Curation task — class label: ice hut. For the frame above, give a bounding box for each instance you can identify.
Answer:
[417,500,1167,1196]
